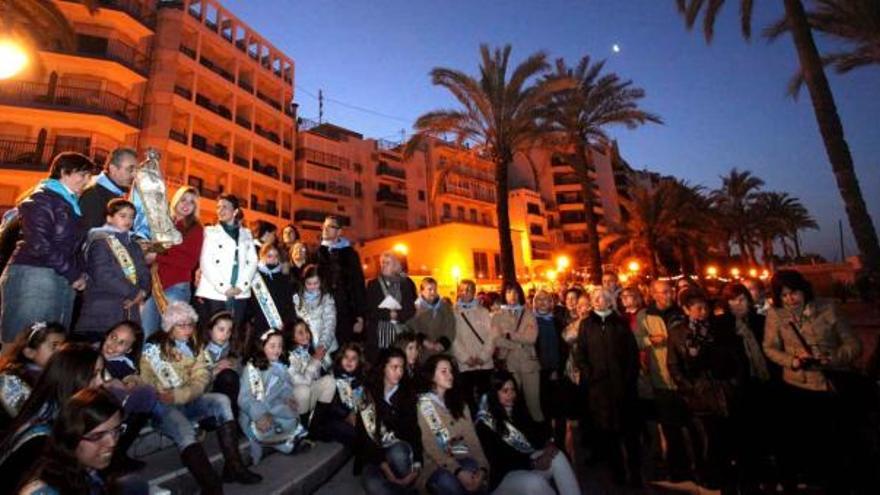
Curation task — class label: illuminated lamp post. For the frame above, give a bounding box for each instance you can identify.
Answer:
[730,267,741,279]
[706,266,719,279]
[0,38,28,80]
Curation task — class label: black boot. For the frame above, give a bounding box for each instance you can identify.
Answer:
[180,443,224,495]
[217,421,262,484]
[107,413,149,474]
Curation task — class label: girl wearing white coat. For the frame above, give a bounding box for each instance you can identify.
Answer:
[195,194,258,330]
[293,265,338,369]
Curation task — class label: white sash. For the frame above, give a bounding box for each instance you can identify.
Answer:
[246,363,265,402]
[475,397,535,454]
[418,394,469,456]
[336,377,364,411]
[252,273,284,330]
[143,343,182,389]
[0,374,31,418]
[360,401,398,448]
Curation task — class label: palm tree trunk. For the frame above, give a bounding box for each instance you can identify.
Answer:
[573,141,603,285]
[783,0,880,279]
[495,154,517,283]
[793,232,803,259]
[763,237,775,269]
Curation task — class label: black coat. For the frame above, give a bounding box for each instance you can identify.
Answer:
[576,311,640,432]
[75,230,151,338]
[79,182,124,231]
[9,188,84,283]
[317,243,366,344]
[364,275,416,358]
[247,268,296,334]
[475,404,549,490]
[353,384,423,474]
[667,318,746,416]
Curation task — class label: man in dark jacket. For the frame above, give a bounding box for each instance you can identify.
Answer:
[79,148,137,230]
[316,215,366,347]
[364,251,416,362]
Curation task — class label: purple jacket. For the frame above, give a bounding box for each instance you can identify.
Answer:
[8,187,84,283]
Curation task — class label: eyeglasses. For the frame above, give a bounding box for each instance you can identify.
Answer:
[325,224,341,230]
[82,423,126,443]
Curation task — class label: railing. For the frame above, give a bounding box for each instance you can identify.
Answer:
[194,93,231,120]
[69,36,151,75]
[294,179,352,197]
[199,56,235,83]
[377,163,406,180]
[254,124,280,144]
[447,164,494,182]
[294,209,350,226]
[238,79,254,93]
[0,80,140,127]
[168,129,187,144]
[173,85,192,100]
[439,215,494,228]
[376,189,408,205]
[376,139,402,151]
[553,173,580,185]
[94,0,156,29]
[282,174,291,184]
[0,136,109,172]
[256,91,281,111]
[235,116,252,130]
[178,44,196,60]
[232,155,249,168]
[281,210,291,220]
[190,133,229,161]
[378,217,409,231]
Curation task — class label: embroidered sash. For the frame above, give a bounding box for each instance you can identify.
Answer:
[0,374,31,418]
[143,344,182,389]
[475,397,535,454]
[252,273,284,330]
[360,401,398,448]
[336,377,364,411]
[246,363,265,402]
[418,394,469,456]
[106,235,137,285]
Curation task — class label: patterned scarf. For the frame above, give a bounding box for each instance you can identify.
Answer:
[736,318,770,381]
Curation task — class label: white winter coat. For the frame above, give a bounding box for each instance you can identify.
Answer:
[293,292,338,359]
[195,224,259,301]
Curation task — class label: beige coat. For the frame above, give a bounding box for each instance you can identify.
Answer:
[763,299,861,392]
[416,396,488,490]
[452,304,496,372]
[635,310,676,390]
[492,308,539,373]
[140,343,212,404]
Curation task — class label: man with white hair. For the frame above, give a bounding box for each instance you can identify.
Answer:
[364,250,416,362]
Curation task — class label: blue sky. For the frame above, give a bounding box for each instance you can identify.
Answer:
[223,0,879,260]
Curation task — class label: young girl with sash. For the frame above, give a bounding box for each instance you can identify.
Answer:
[247,243,296,338]
[416,354,489,495]
[394,332,422,390]
[356,348,422,495]
[310,343,365,445]
[74,199,151,343]
[238,329,308,464]
[0,344,106,495]
[199,311,243,420]
[287,319,334,417]
[293,265,338,370]
[475,371,580,495]
[140,301,261,493]
[0,322,65,427]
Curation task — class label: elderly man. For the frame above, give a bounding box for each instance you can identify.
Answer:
[406,277,456,358]
[79,148,137,230]
[364,251,416,361]
[317,215,366,346]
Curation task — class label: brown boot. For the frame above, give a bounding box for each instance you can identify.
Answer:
[180,443,224,494]
[216,421,262,484]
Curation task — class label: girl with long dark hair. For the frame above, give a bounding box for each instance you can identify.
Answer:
[416,354,488,495]
[18,387,148,495]
[310,343,366,445]
[0,321,66,425]
[294,265,337,370]
[356,348,422,495]
[475,370,580,495]
[0,343,105,494]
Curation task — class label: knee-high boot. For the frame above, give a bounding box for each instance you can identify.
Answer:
[108,413,149,474]
[180,443,224,495]
[217,421,262,484]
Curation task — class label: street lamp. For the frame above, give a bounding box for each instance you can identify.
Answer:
[706,266,718,278]
[730,267,741,279]
[555,255,570,271]
[627,260,641,273]
[748,268,758,278]
[392,243,408,256]
[0,39,28,80]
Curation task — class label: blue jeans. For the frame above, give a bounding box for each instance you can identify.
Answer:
[154,393,233,450]
[0,264,75,343]
[427,458,487,495]
[140,282,192,338]
[362,442,417,495]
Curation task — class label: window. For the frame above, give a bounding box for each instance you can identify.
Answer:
[418,190,426,201]
[529,224,544,236]
[473,252,489,279]
[443,203,451,218]
[493,253,501,279]
[560,211,586,224]
[526,202,541,215]
[457,206,465,220]
[482,212,490,226]
[469,208,477,223]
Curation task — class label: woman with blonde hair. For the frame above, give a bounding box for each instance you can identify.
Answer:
[140,186,204,337]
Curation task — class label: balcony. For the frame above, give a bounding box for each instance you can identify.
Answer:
[377,162,406,180]
[281,210,291,220]
[295,179,352,197]
[256,91,281,111]
[0,80,140,127]
[0,137,109,172]
[190,133,229,160]
[168,129,187,144]
[251,200,278,216]
[199,56,235,83]
[173,85,192,100]
[253,159,279,179]
[238,79,254,94]
[95,0,156,29]
[376,188,407,206]
[439,215,494,228]
[294,209,349,226]
[282,174,291,184]
[254,124,280,144]
[232,155,249,169]
[59,35,152,76]
[179,44,196,60]
[553,173,580,186]
[235,115,252,130]
[194,93,232,120]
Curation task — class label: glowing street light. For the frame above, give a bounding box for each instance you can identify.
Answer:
[555,255,571,271]
[760,269,770,280]
[545,270,558,281]
[451,266,461,280]
[748,268,758,278]
[730,267,741,279]
[706,266,718,278]
[618,273,630,284]
[0,39,28,80]
[392,243,408,256]
[627,260,641,273]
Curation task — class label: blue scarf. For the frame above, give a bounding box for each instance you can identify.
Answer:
[206,341,229,362]
[418,296,442,317]
[257,262,282,278]
[95,172,126,196]
[174,339,194,358]
[535,311,554,322]
[501,304,523,312]
[39,179,81,217]
[304,290,320,303]
[269,361,287,374]
[456,299,477,310]
[104,354,136,371]
[384,384,399,404]
[321,237,351,251]
[292,345,310,359]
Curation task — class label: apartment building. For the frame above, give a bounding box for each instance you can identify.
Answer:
[0,0,297,230]
[0,0,153,209]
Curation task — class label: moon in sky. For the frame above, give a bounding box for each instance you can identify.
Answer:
[612,44,621,53]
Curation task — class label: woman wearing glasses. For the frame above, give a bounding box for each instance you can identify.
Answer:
[18,387,148,495]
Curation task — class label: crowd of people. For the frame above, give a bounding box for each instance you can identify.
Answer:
[0,150,876,494]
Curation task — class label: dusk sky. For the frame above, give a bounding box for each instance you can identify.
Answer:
[223,0,879,261]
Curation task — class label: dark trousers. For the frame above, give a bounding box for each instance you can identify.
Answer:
[361,442,417,495]
[211,368,241,423]
[458,370,492,415]
[654,388,692,480]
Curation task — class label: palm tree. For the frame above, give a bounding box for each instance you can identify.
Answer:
[407,44,569,282]
[1,1,97,52]
[602,179,712,277]
[765,0,880,96]
[675,0,880,284]
[542,56,662,284]
[711,168,764,264]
